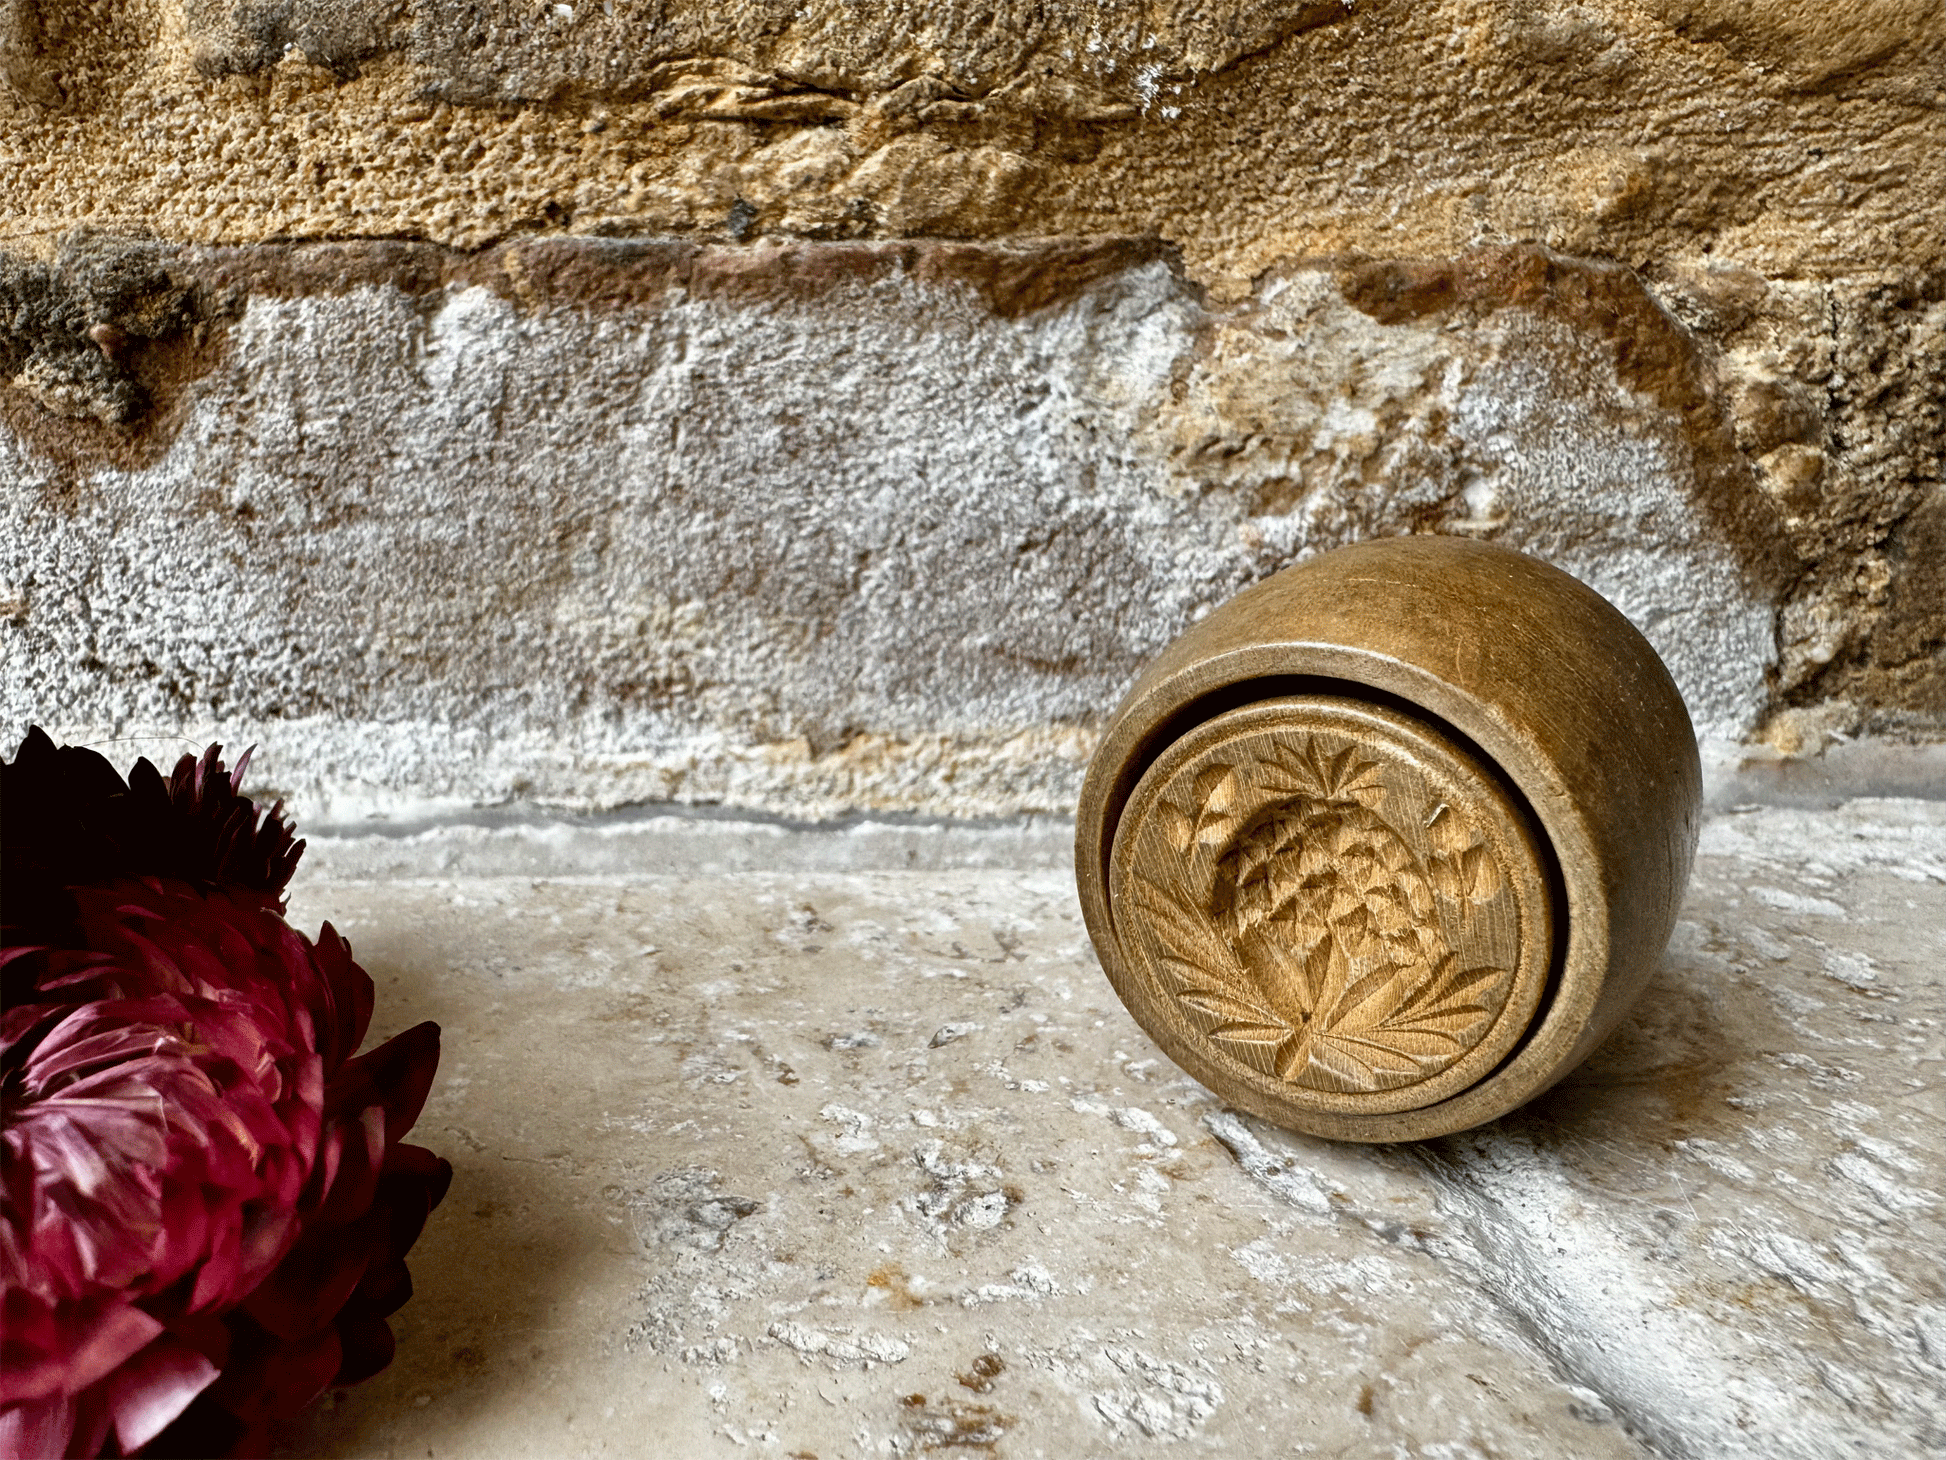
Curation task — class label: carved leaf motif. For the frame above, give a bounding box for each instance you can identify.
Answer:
[1139,732,1513,1096]
[1208,1021,1292,1046]
[1429,854,1464,903]
[1133,875,1293,1054]
[1336,955,1497,1044]
[1430,841,1501,905]
[1178,989,1278,1024]
[1461,844,1500,901]
[1426,803,1470,854]
[1304,1037,1423,1089]
[1159,764,1241,856]
[1190,765,1239,847]
[1160,801,1197,853]
[1287,954,1504,1093]
[1425,804,1503,906]
[1260,738,1386,811]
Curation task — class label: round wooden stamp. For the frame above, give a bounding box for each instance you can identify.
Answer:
[1076,538,1700,1142]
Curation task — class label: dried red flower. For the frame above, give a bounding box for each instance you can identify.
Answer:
[2,730,449,1458]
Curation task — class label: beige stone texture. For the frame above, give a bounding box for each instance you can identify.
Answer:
[261,796,1946,1457]
[4,0,1943,278]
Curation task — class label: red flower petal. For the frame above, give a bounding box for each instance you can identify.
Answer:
[0,1392,76,1459]
[101,1337,219,1454]
[206,1323,342,1432]
[242,1206,384,1345]
[330,1303,398,1388]
[335,1022,442,1151]
[0,1294,161,1406]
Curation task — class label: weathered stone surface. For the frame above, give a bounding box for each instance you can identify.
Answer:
[9,236,1900,819]
[164,0,1348,110]
[3,0,1941,813]
[267,796,1946,1457]
[3,1,1941,275]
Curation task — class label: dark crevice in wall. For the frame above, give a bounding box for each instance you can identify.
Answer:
[0,232,241,481]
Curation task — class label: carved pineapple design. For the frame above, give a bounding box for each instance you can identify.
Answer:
[1134,736,1514,1095]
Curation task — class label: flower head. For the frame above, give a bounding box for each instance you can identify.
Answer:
[2,730,448,1457]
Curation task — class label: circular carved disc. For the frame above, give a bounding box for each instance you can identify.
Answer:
[1108,696,1554,1118]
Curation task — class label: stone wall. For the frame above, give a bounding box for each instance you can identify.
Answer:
[3,1,1941,819]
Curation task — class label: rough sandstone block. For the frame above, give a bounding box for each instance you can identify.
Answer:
[3,238,1937,818]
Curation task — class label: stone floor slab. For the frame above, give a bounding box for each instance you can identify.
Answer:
[271,800,1946,1459]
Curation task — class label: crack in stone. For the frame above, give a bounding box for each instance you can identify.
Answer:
[1204,1108,1782,1460]
[1402,1145,1677,1460]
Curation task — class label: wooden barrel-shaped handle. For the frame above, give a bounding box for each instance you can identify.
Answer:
[1075,537,1700,1142]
